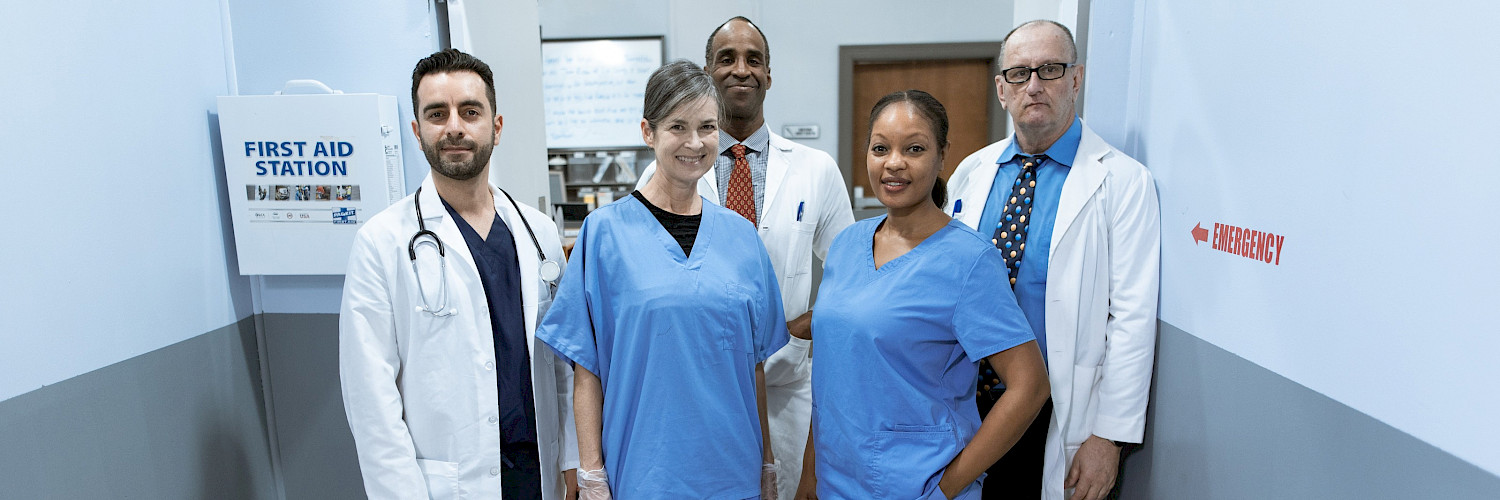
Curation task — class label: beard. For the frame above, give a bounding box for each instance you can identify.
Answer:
[423,135,494,181]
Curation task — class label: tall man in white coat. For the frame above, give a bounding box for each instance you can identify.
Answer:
[636,16,856,499]
[340,49,579,500]
[944,21,1159,500]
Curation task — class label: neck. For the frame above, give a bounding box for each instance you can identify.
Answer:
[1015,115,1074,155]
[723,113,765,142]
[883,201,950,239]
[431,169,494,214]
[640,172,702,215]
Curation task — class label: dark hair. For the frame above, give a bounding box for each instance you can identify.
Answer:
[1000,20,1078,64]
[705,16,771,66]
[643,60,720,129]
[867,90,950,207]
[410,49,497,118]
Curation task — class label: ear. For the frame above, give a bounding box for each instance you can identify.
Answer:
[764,66,773,91]
[1071,64,1085,94]
[994,75,1008,110]
[410,119,422,150]
[493,113,504,142]
[640,118,655,148]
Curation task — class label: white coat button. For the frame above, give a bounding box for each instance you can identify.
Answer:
[485,361,495,370]
[490,467,500,476]
[489,415,498,424]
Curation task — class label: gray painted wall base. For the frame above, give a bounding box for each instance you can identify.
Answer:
[1120,321,1500,499]
[260,313,365,500]
[0,318,277,499]
[9,314,1497,499]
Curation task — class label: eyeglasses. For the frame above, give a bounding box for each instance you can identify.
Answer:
[1000,63,1075,84]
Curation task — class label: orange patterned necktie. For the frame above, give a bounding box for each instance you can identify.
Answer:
[726,144,757,225]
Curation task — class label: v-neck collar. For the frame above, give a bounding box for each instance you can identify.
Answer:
[441,196,503,243]
[626,195,713,269]
[864,215,954,274]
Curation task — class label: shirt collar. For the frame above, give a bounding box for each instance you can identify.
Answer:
[718,123,771,156]
[998,116,1083,167]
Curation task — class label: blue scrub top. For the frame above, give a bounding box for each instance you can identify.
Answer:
[441,198,537,447]
[536,196,789,499]
[811,216,1034,499]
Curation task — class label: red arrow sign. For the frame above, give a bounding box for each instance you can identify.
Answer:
[1192,223,1208,245]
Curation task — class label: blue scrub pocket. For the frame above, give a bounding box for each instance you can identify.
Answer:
[720,283,759,354]
[866,423,959,499]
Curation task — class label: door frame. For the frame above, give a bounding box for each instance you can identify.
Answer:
[838,42,1007,195]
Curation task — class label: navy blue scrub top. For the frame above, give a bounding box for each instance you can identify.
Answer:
[442,198,538,446]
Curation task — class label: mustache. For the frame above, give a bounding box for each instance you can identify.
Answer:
[435,137,477,150]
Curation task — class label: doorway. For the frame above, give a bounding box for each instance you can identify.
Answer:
[839,43,1006,206]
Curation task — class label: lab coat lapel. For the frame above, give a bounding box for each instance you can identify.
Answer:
[419,175,480,285]
[955,140,1008,229]
[699,162,722,204]
[1049,125,1109,257]
[763,134,793,228]
[492,185,540,359]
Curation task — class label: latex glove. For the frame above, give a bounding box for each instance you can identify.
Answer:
[762,461,779,500]
[578,468,611,500]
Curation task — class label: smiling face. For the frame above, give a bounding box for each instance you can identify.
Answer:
[642,96,720,185]
[708,19,772,124]
[997,22,1082,149]
[411,71,502,181]
[867,101,946,211]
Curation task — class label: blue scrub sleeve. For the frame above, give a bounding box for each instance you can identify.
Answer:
[753,238,790,362]
[535,220,601,376]
[953,249,1036,363]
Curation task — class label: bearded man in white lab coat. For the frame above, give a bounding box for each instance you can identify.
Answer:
[635,16,856,499]
[945,20,1160,500]
[340,49,579,500]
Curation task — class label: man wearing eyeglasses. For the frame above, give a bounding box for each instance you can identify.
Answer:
[945,20,1160,500]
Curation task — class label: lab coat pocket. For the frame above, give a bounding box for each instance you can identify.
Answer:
[415,458,462,500]
[867,424,958,499]
[775,221,818,317]
[786,221,817,278]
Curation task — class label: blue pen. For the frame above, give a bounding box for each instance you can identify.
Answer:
[953,199,963,216]
[796,201,805,221]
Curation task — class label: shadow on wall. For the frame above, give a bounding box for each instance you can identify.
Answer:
[208,111,257,318]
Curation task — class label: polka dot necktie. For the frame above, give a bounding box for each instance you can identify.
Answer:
[726,144,757,225]
[979,155,1044,402]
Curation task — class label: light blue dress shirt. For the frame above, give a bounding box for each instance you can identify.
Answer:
[975,116,1082,364]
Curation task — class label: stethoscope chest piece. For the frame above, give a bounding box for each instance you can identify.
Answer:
[539,259,561,282]
[410,185,561,314]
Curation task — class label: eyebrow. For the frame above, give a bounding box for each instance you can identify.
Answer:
[715,47,764,59]
[420,99,487,114]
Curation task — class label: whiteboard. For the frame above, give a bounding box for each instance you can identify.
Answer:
[541,37,663,149]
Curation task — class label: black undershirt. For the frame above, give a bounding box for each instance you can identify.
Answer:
[632,190,700,257]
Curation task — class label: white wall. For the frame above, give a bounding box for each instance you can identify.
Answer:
[461,0,553,211]
[0,1,249,402]
[1085,0,1500,475]
[540,0,1013,156]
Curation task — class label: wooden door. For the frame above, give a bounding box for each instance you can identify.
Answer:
[850,59,994,196]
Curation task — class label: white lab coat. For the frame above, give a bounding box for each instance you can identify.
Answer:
[340,175,579,500]
[637,131,854,499]
[946,123,1160,500]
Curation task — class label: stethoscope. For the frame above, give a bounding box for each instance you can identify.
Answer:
[409,186,562,317]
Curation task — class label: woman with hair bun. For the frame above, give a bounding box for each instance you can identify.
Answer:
[796,90,1049,499]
